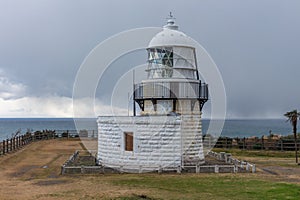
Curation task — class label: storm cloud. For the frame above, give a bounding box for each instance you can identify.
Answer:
[0,0,299,118]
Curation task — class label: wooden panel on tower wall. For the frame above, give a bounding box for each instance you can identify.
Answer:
[124,132,133,151]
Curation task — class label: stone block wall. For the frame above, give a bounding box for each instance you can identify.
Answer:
[97,115,204,172]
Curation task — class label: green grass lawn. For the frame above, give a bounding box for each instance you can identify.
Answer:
[104,149,300,200]
[105,174,300,200]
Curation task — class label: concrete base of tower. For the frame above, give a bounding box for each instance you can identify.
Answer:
[97,114,205,173]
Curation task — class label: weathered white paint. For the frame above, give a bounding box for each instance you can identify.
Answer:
[97,114,204,172]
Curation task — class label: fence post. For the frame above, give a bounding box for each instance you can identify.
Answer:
[214,165,219,173]
[6,139,8,153]
[13,138,15,150]
[5,139,7,153]
[196,165,200,173]
[175,165,181,174]
[9,138,12,152]
[252,164,256,173]
[261,136,264,150]
[3,140,5,154]
[280,139,283,151]
[243,137,246,150]
[246,163,250,171]
[233,165,237,173]
[18,136,21,148]
[158,165,162,174]
[14,137,17,150]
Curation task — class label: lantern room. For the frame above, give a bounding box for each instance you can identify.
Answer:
[134,15,208,116]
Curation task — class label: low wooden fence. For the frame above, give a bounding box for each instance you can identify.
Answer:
[55,130,97,138]
[0,130,56,156]
[204,136,300,151]
[0,129,97,156]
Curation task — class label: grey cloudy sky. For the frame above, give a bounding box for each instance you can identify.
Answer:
[0,0,299,118]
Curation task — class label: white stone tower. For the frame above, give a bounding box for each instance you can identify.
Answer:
[133,15,208,166]
[97,15,208,172]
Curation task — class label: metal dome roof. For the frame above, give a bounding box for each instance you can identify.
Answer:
[148,16,195,48]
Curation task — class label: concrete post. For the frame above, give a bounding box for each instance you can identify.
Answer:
[158,165,162,174]
[61,165,65,175]
[177,166,182,174]
[220,152,225,161]
[252,164,256,173]
[196,165,200,173]
[214,165,219,173]
[234,165,237,173]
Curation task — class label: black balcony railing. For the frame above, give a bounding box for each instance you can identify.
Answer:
[134,81,208,100]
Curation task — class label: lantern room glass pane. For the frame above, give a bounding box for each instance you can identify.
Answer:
[173,47,196,69]
[147,47,173,78]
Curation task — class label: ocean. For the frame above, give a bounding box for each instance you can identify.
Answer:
[0,118,97,141]
[0,118,293,141]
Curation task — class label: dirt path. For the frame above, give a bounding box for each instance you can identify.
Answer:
[0,139,82,199]
[233,155,300,184]
[259,166,300,184]
[0,139,148,200]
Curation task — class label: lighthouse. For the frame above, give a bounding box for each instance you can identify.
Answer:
[97,15,208,173]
